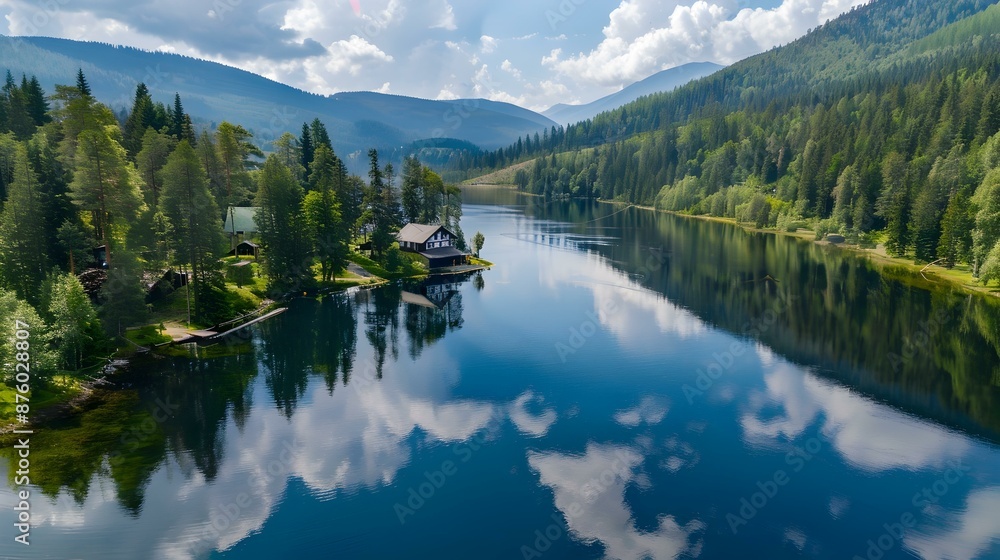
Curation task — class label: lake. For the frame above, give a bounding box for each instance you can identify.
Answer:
[3,189,1000,559]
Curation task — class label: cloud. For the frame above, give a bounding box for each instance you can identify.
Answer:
[500,59,522,80]
[480,34,498,54]
[614,396,669,427]
[508,391,557,437]
[325,35,394,76]
[528,442,704,559]
[740,358,971,472]
[544,0,868,87]
[432,1,458,30]
[904,487,1000,560]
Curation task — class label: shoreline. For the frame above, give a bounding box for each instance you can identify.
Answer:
[595,198,998,299]
[2,257,494,428]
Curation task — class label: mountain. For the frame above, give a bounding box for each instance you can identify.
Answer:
[0,35,556,170]
[543,62,724,126]
[458,0,1000,275]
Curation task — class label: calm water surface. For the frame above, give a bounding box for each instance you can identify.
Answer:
[3,190,1000,559]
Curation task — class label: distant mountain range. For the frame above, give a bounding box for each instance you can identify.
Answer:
[0,35,557,170]
[543,62,724,126]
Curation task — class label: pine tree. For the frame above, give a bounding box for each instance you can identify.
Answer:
[401,156,422,223]
[255,156,310,292]
[75,68,91,97]
[136,129,176,207]
[972,168,1000,280]
[310,118,331,150]
[215,121,259,208]
[299,122,314,178]
[26,131,75,267]
[937,191,974,268]
[57,220,95,274]
[0,144,48,304]
[24,76,49,127]
[123,83,155,159]
[273,132,305,184]
[70,127,145,268]
[170,93,185,139]
[158,140,227,322]
[876,153,911,257]
[304,144,348,282]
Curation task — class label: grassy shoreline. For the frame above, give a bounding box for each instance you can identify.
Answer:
[2,249,493,427]
[597,198,999,298]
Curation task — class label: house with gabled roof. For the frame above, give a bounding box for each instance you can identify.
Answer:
[396,223,468,269]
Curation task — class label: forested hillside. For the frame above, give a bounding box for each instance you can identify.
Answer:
[0,35,556,174]
[455,0,1000,283]
[0,69,461,386]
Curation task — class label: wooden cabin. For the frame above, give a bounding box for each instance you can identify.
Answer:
[396,223,468,269]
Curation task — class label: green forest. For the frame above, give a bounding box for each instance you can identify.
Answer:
[454,0,1000,285]
[0,68,466,393]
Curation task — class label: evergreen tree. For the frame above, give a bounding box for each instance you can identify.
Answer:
[972,168,1000,280]
[170,93,185,139]
[26,131,75,267]
[875,153,911,257]
[158,140,227,322]
[401,155,423,223]
[215,121,260,208]
[310,118,332,151]
[123,83,156,158]
[304,144,348,282]
[937,191,974,268]
[136,128,175,207]
[98,248,146,337]
[70,127,145,268]
[420,166,444,224]
[361,149,400,258]
[273,132,305,185]
[24,76,49,127]
[255,156,310,292]
[57,220,95,274]
[299,122,314,177]
[0,144,48,304]
[75,69,92,97]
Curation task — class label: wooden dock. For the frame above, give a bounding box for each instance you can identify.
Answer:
[168,307,287,345]
[210,307,287,339]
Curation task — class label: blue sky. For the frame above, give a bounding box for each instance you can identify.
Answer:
[1,0,868,111]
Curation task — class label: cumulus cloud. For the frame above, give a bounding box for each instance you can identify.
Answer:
[480,34,498,54]
[432,1,458,30]
[544,0,868,88]
[528,443,704,559]
[325,35,394,76]
[740,358,970,472]
[500,59,522,80]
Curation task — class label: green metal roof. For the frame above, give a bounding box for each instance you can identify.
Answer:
[223,206,260,234]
